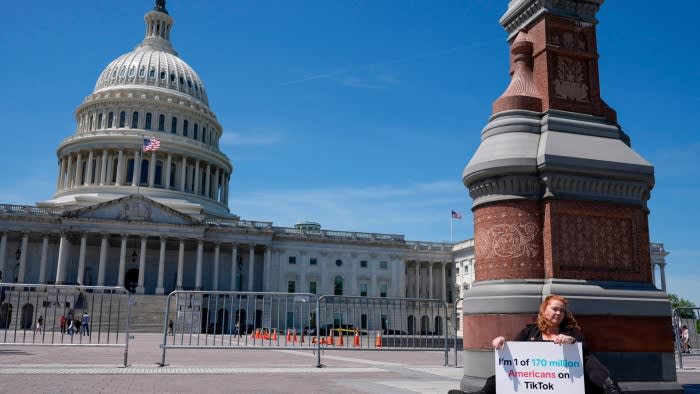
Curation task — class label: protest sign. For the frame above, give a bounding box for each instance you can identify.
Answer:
[494,341,584,393]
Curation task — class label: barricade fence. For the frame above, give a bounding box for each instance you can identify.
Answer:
[0,283,132,366]
[453,297,463,367]
[159,291,450,367]
[673,307,700,369]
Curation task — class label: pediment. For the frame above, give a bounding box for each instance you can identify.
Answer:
[65,194,200,225]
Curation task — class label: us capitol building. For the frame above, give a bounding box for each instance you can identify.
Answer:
[0,2,669,330]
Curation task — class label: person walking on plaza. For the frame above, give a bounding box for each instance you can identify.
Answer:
[67,318,74,337]
[35,316,43,333]
[168,319,174,336]
[81,312,90,336]
[60,315,67,334]
[682,325,691,353]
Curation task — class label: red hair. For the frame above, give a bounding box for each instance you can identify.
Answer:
[536,294,580,334]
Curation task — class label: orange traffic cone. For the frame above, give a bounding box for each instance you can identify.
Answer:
[353,331,360,347]
[293,329,298,343]
[375,332,382,348]
[286,328,292,342]
[336,334,344,346]
[327,330,334,346]
[271,329,278,340]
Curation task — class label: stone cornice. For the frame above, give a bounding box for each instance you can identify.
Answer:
[500,0,602,41]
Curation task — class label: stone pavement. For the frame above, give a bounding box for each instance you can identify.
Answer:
[0,334,699,393]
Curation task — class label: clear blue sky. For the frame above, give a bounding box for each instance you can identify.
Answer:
[0,1,697,303]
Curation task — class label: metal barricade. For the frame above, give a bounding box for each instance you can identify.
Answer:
[159,291,318,366]
[0,283,132,366]
[453,297,463,367]
[314,296,449,367]
[673,307,700,369]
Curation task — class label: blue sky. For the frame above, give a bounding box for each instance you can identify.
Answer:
[0,1,698,303]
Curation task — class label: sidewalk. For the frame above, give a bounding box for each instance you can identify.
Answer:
[0,334,698,393]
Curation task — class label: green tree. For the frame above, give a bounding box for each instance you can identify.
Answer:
[668,293,697,319]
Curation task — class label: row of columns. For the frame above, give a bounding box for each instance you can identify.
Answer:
[0,231,264,294]
[410,261,452,302]
[56,149,230,204]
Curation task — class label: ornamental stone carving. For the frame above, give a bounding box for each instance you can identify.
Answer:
[553,56,589,102]
[480,222,539,259]
[117,201,152,221]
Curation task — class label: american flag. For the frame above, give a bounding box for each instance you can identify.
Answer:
[451,210,462,219]
[143,138,161,152]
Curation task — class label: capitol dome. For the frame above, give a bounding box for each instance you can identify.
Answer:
[42,0,235,219]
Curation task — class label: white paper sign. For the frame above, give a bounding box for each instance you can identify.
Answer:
[494,341,584,393]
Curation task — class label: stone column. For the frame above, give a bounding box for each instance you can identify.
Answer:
[415,262,420,298]
[136,236,147,294]
[263,246,271,292]
[57,157,66,190]
[100,150,108,185]
[428,262,433,299]
[224,174,230,204]
[98,235,108,286]
[85,151,94,185]
[399,260,407,298]
[177,239,184,289]
[75,152,83,187]
[156,236,166,295]
[370,260,377,297]
[212,243,220,291]
[230,244,238,291]
[659,264,667,292]
[115,149,124,186]
[205,164,211,198]
[195,239,203,290]
[0,233,6,282]
[148,151,156,187]
[64,155,73,189]
[39,234,49,283]
[299,254,308,293]
[132,150,141,187]
[17,233,29,283]
[77,233,87,285]
[179,156,187,192]
[193,159,200,195]
[165,154,172,189]
[55,233,69,285]
[650,263,657,287]
[247,244,255,291]
[117,235,127,287]
[441,262,447,302]
[213,168,220,200]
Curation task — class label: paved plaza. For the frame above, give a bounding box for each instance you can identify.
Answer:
[0,334,698,393]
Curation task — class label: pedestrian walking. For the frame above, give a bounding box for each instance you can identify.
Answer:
[168,319,174,336]
[60,315,67,334]
[35,316,43,333]
[81,312,90,336]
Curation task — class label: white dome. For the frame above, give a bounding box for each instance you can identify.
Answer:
[94,49,209,106]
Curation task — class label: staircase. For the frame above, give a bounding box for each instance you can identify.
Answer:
[127,294,173,333]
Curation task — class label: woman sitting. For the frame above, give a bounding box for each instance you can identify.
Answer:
[453,295,623,394]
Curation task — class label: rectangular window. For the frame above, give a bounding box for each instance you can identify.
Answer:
[333,313,343,327]
[360,260,367,268]
[145,112,152,130]
[158,114,165,131]
[287,280,296,293]
[309,281,317,294]
[183,120,189,136]
[171,117,177,134]
[288,256,296,264]
[360,283,367,297]
[379,261,388,269]
[361,314,367,330]
[119,111,126,128]
[310,258,317,265]
[108,112,114,128]
[131,112,139,128]
[380,283,388,298]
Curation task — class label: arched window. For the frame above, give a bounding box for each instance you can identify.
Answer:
[155,160,163,185]
[97,113,103,129]
[108,112,114,128]
[183,120,189,137]
[170,73,175,82]
[160,71,166,80]
[149,68,156,78]
[131,112,139,128]
[193,123,198,140]
[140,159,148,184]
[145,112,152,130]
[125,159,134,183]
[158,114,165,131]
[334,276,343,296]
[171,117,177,134]
[202,128,207,143]
[170,162,177,188]
[119,111,126,128]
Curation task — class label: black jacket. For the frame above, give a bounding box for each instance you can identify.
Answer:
[513,323,590,356]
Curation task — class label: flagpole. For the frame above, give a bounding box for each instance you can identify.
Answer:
[450,216,453,243]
